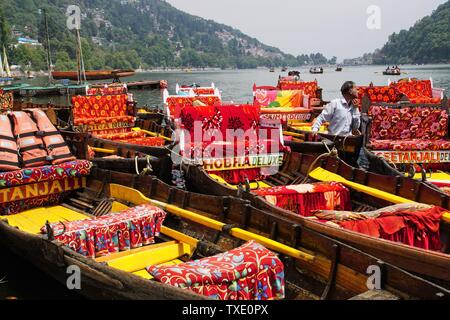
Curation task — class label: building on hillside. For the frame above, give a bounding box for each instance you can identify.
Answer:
[15,37,42,47]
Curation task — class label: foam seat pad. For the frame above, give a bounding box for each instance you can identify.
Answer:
[147,240,285,300]
[370,139,450,151]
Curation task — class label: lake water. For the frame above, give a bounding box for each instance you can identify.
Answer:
[1,64,449,300]
[18,64,450,107]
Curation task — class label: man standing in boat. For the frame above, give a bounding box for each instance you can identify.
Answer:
[311,81,361,136]
[311,81,369,168]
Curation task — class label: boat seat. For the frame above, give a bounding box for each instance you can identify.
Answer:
[370,139,450,151]
[42,204,167,259]
[74,115,135,126]
[253,182,352,217]
[147,240,285,300]
[367,105,450,164]
[94,130,165,147]
[0,160,92,215]
[165,95,222,120]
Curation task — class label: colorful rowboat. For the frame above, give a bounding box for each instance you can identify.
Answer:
[1,166,446,300]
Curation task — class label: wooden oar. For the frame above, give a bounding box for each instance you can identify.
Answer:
[309,167,450,223]
[90,147,115,154]
[132,128,172,142]
[109,184,315,262]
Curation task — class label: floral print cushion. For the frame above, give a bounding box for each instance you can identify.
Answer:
[166,95,222,119]
[370,139,450,151]
[254,182,352,217]
[369,106,448,141]
[278,81,318,97]
[358,86,402,103]
[43,204,167,258]
[0,160,92,188]
[147,240,285,300]
[72,94,130,121]
[395,80,433,99]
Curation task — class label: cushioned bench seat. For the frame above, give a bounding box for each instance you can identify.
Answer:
[74,115,135,126]
[0,160,92,188]
[370,139,450,151]
[43,204,167,258]
[0,160,92,215]
[94,130,166,147]
[147,240,285,300]
[254,182,352,217]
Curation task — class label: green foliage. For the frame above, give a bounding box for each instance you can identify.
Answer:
[2,0,334,70]
[373,1,450,64]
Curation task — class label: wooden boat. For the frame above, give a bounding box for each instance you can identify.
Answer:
[269,68,275,73]
[382,68,401,76]
[309,67,324,74]
[18,84,86,97]
[1,166,446,300]
[52,70,135,81]
[283,126,363,167]
[336,66,343,72]
[181,151,450,285]
[86,119,173,159]
[126,80,167,90]
[136,106,165,124]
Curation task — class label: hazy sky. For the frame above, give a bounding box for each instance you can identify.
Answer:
[165,0,447,60]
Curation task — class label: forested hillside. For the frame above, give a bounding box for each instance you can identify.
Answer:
[0,0,334,71]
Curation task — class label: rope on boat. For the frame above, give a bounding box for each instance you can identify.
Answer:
[135,155,154,176]
[295,141,339,185]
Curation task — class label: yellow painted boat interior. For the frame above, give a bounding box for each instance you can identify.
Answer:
[411,171,450,183]
[209,173,272,190]
[310,167,450,224]
[0,199,196,280]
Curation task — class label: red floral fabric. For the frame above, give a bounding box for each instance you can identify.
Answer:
[94,131,166,147]
[368,106,448,141]
[179,105,260,137]
[87,85,127,96]
[0,160,92,188]
[210,168,265,185]
[72,95,130,126]
[74,116,135,126]
[338,206,444,251]
[254,182,352,217]
[277,81,318,97]
[42,204,167,258]
[4,193,69,216]
[357,86,402,103]
[166,95,222,119]
[371,139,450,151]
[147,240,285,300]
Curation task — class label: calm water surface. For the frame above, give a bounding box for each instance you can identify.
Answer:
[1,64,449,299]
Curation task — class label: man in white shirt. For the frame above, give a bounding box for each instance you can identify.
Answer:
[312,81,369,168]
[312,81,361,135]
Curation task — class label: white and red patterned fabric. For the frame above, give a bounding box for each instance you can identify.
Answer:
[147,241,285,300]
[178,105,285,184]
[254,182,352,217]
[42,204,167,258]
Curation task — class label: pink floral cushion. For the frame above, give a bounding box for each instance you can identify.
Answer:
[370,139,450,151]
[369,106,448,140]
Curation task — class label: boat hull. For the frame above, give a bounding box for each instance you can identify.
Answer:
[181,152,450,285]
[52,70,135,81]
